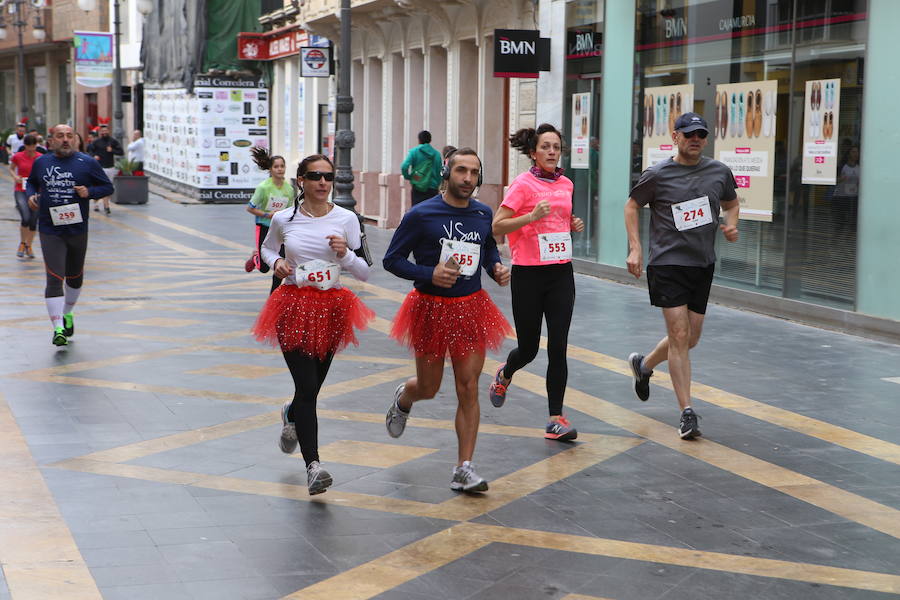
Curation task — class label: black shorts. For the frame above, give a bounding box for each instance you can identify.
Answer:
[647,264,715,314]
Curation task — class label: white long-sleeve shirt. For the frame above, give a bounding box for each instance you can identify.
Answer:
[261,203,370,286]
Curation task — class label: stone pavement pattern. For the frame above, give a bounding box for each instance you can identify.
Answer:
[0,173,899,599]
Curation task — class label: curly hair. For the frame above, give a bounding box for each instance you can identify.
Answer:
[509,123,564,161]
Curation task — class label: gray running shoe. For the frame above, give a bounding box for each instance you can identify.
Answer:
[306,461,333,495]
[385,384,409,438]
[450,461,488,493]
[278,401,298,454]
[629,352,652,401]
[679,408,702,440]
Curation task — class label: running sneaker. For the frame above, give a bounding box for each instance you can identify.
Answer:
[63,313,74,337]
[450,461,488,493]
[52,327,68,346]
[278,400,298,454]
[306,461,333,495]
[104,207,111,215]
[385,384,409,438]
[16,242,25,258]
[24,243,34,259]
[545,415,578,441]
[628,352,652,401]
[93,204,100,212]
[488,363,508,408]
[678,408,702,440]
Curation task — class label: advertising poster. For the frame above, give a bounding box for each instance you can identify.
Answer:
[641,84,694,170]
[570,92,591,169]
[73,31,113,88]
[301,47,331,77]
[713,80,777,222]
[801,78,841,185]
[144,77,269,202]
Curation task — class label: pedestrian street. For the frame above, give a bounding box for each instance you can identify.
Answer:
[0,177,899,599]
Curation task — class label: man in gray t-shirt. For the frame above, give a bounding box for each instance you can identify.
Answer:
[623,112,740,440]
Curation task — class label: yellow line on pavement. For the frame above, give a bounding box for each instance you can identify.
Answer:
[112,204,252,251]
[0,394,102,599]
[92,212,209,257]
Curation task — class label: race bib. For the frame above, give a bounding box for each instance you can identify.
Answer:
[538,232,572,262]
[672,196,713,232]
[49,203,84,227]
[268,196,288,212]
[439,239,480,277]
[296,259,340,291]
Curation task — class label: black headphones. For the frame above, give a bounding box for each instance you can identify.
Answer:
[441,150,484,187]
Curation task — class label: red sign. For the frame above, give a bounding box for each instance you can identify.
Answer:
[238,28,308,61]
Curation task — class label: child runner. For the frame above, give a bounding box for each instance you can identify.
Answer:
[245,146,294,293]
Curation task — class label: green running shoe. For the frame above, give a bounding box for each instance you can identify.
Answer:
[63,313,74,337]
[52,327,68,346]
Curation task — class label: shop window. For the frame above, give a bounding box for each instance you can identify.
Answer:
[633,0,867,309]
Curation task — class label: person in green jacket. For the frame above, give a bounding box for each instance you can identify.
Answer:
[400,130,442,206]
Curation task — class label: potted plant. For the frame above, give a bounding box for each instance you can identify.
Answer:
[112,157,149,204]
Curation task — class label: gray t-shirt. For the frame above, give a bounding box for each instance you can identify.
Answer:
[630,156,737,267]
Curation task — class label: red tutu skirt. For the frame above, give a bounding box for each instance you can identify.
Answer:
[252,285,375,359]
[390,289,512,360]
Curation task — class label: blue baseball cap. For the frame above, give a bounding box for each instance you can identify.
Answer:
[674,112,709,134]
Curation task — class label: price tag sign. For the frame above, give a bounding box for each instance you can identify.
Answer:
[672,196,713,232]
[538,232,572,262]
[49,203,84,227]
[439,239,480,277]
[268,196,288,212]
[296,259,340,290]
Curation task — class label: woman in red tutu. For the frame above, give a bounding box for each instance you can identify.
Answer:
[252,153,374,495]
[383,148,511,493]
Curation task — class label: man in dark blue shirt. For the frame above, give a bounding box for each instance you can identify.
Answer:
[26,124,113,346]
[383,148,511,493]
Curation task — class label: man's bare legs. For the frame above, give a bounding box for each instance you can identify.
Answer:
[643,306,705,410]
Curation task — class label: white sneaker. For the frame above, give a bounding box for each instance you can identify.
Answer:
[450,461,488,493]
[278,401,298,454]
[306,461,333,495]
[385,384,409,438]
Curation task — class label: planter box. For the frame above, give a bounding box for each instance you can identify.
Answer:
[113,175,149,205]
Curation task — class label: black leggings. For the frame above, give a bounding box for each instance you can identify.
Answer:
[283,350,334,467]
[14,191,37,230]
[256,224,283,293]
[502,263,575,416]
[39,231,88,297]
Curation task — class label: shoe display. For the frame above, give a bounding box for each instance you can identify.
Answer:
[544,415,577,442]
[628,352,652,401]
[385,383,409,438]
[52,327,68,347]
[745,89,754,138]
[679,407,702,440]
[488,363,508,408]
[279,400,298,454]
[754,89,762,137]
[63,313,74,337]
[16,242,25,258]
[450,461,488,493]
[306,460,333,495]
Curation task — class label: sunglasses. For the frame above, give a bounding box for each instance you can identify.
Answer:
[681,130,708,139]
[304,171,334,182]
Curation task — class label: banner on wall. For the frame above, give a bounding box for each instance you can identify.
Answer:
[641,84,694,170]
[570,92,591,169]
[73,31,114,88]
[801,78,841,185]
[144,77,269,202]
[713,80,777,222]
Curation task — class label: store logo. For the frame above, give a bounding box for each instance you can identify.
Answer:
[217,176,229,185]
[499,37,535,55]
[664,17,687,39]
[219,152,230,161]
[215,139,230,148]
[719,15,756,32]
[242,41,260,59]
[214,127,226,136]
[233,139,252,147]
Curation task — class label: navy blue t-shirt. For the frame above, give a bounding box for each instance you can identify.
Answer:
[26,152,114,236]
[383,195,502,297]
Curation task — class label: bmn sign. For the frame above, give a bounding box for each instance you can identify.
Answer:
[494,29,551,78]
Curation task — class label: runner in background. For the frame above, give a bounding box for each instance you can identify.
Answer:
[9,134,40,259]
[489,124,584,441]
[245,147,294,293]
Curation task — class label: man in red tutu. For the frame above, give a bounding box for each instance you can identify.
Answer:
[383,147,511,493]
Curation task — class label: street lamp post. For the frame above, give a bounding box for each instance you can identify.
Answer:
[332,0,355,211]
[0,0,48,123]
